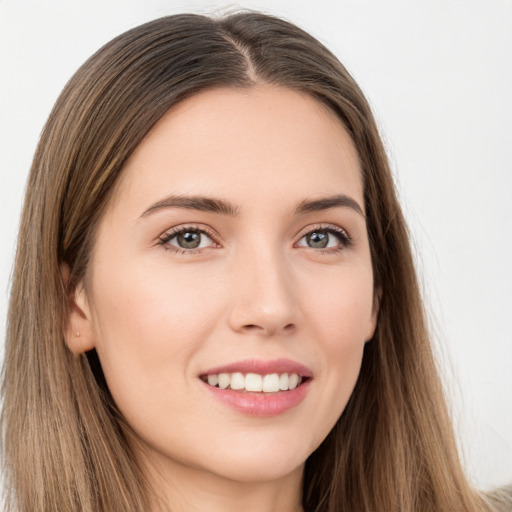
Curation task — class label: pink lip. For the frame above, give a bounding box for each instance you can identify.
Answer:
[201,358,313,378]
[199,358,313,417]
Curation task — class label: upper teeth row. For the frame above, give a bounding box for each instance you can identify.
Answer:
[205,372,302,393]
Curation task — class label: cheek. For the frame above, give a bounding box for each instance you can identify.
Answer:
[92,252,221,341]
[300,270,373,439]
[305,267,375,348]
[88,256,223,406]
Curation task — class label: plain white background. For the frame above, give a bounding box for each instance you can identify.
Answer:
[0,0,511,491]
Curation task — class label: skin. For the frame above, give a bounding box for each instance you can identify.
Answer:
[67,85,378,512]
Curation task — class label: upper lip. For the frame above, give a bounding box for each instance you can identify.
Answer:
[201,358,313,378]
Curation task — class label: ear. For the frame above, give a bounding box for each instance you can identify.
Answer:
[365,287,382,342]
[62,263,96,354]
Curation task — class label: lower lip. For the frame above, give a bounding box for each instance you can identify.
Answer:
[201,380,311,417]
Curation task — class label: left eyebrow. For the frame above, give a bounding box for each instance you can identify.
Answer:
[295,194,365,218]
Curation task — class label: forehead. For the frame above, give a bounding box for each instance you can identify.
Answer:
[112,85,363,215]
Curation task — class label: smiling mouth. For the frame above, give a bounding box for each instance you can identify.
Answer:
[200,372,308,393]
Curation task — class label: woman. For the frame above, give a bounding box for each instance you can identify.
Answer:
[1,11,500,512]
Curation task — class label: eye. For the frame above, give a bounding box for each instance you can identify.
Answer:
[159,226,217,251]
[296,226,351,251]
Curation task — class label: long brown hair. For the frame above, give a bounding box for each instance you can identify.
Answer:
[1,11,495,512]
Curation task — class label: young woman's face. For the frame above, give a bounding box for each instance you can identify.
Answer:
[72,86,377,486]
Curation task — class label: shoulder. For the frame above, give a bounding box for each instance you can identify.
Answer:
[486,484,512,512]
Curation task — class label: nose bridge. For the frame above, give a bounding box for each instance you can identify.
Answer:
[228,237,298,336]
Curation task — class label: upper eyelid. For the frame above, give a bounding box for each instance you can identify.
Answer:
[295,223,350,239]
[158,224,220,244]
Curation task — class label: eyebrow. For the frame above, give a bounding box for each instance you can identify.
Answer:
[141,195,240,218]
[141,193,364,218]
[295,194,365,217]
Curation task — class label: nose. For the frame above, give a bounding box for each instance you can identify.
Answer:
[227,247,299,337]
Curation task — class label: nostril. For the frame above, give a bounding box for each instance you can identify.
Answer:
[240,322,296,335]
[243,324,263,331]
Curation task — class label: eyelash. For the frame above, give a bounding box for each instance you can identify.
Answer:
[158,224,219,255]
[157,223,352,255]
[295,224,352,254]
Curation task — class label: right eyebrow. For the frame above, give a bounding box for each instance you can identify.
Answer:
[140,195,240,218]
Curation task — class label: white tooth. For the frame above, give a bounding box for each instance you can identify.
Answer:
[288,373,299,390]
[279,373,289,391]
[262,373,280,392]
[245,373,263,392]
[218,373,230,389]
[207,374,218,387]
[230,372,245,390]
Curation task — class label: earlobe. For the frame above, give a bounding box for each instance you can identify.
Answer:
[61,264,96,354]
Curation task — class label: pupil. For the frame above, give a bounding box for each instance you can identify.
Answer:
[178,231,201,249]
[307,231,328,248]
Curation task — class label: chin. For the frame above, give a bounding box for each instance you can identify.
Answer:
[211,455,305,484]
[196,435,312,483]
